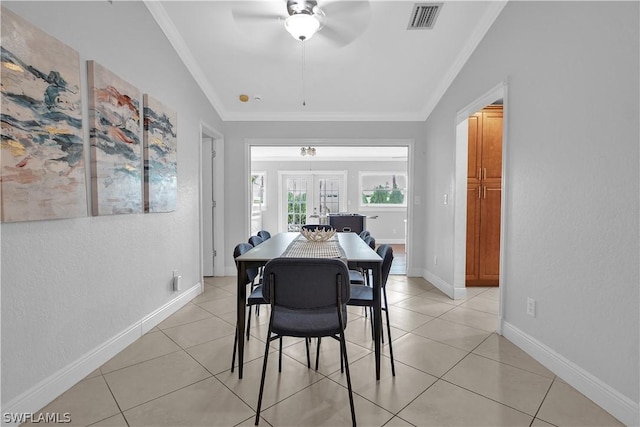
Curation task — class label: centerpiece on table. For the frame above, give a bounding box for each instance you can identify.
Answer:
[300,228,336,242]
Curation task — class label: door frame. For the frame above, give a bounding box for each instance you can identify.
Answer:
[200,121,225,278]
[453,81,508,332]
[277,170,348,232]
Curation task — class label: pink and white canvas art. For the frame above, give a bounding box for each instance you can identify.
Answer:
[88,61,142,215]
[143,94,177,213]
[1,7,87,222]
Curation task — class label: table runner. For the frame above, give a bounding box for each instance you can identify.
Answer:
[282,234,346,259]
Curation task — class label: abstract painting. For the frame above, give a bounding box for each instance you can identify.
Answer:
[143,94,177,213]
[88,60,142,215]
[1,7,87,222]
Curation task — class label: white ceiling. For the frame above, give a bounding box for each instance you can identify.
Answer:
[145,1,506,122]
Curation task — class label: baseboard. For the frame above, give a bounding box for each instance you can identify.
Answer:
[422,269,467,300]
[140,283,201,335]
[1,282,202,426]
[502,321,639,427]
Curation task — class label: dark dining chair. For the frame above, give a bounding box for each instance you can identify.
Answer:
[359,230,371,240]
[231,243,265,371]
[257,230,271,241]
[255,257,356,426]
[248,235,264,247]
[348,244,395,376]
[364,235,376,250]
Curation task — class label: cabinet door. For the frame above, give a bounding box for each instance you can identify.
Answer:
[467,113,482,180]
[465,183,481,281]
[481,109,503,180]
[479,182,501,283]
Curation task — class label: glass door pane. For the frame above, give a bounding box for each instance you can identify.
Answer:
[318,178,341,215]
[286,177,308,231]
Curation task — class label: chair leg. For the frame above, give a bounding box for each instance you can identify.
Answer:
[246,305,252,340]
[383,289,395,376]
[255,332,272,426]
[339,332,356,427]
[278,337,283,373]
[315,337,321,370]
[305,337,311,368]
[231,327,238,372]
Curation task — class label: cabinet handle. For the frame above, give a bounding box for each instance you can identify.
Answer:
[483,185,487,198]
[478,186,481,199]
[483,168,487,180]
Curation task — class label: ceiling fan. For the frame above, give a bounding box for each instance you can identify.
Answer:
[232,0,371,46]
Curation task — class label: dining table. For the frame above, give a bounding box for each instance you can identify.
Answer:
[233,231,383,380]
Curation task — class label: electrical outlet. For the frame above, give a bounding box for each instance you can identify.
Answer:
[433,256,438,265]
[527,297,536,317]
[172,270,181,292]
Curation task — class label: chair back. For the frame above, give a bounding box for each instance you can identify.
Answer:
[248,235,264,247]
[234,243,258,284]
[257,230,271,241]
[376,244,394,287]
[364,235,376,249]
[262,258,350,310]
[359,230,371,240]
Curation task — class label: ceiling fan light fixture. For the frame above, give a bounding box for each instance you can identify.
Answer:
[284,13,320,41]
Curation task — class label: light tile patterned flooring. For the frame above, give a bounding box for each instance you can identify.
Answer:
[29,275,623,426]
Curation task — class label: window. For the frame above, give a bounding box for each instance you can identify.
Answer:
[359,172,407,208]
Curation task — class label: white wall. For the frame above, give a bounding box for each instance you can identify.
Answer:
[224,123,426,275]
[1,1,223,410]
[423,1,639,424]
[252,159,407,242]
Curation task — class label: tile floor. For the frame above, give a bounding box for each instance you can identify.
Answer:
[30,275,623,426]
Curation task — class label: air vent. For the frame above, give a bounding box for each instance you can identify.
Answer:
[407,3,443,30]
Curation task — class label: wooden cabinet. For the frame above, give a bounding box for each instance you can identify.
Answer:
[466,106,502,286]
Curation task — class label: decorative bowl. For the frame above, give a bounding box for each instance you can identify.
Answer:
[300,228,336,242]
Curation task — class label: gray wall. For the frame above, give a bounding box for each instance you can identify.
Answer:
[1,1,223,407]
[3,1,638,424]
[423,0,639,421]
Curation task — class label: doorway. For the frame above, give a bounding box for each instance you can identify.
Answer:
[465,103,503,286]
[247,140,413,275]
[200,123,225,278]
[453,83,507,327]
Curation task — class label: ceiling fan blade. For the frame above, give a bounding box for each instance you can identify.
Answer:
[231,1,287,24]
[232,9,283,24]
[321,0,370,18]
[317,0,371,47]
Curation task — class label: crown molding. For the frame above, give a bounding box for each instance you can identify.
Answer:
[420,1,508,121]
[144,1,228,120]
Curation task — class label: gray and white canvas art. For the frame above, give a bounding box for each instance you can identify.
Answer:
[1,7,87,222]
[143,94,177,213]
[88,60,142,215]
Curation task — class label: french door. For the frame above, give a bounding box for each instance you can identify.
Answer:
[279,172,347,232]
